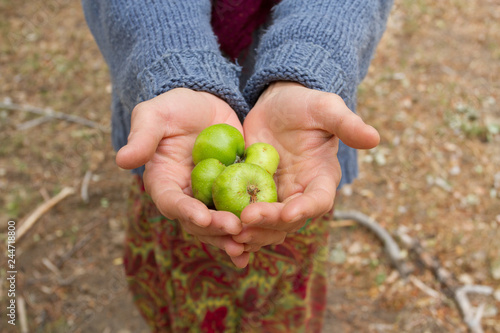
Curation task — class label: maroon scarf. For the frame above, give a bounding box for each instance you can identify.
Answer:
[211,0,280,60]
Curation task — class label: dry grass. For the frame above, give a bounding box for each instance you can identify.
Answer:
[0,0,499,332]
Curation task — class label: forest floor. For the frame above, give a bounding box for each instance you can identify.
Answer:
[1,0,499,332]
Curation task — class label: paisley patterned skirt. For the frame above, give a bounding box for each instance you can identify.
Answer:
[123,176,331,332]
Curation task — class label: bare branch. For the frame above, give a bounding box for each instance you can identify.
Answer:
[0,101,110,132]
[396,226,494,333]
[81,170,92,203]
[409,275,443,299]
[334,210,411,277]
[395,226,456,288]
[55,233,94,269]
[16,115,53,130]
[17,187,76,241]
[455,285,494,333]
[42,258,61,278]
[18,296,28,333]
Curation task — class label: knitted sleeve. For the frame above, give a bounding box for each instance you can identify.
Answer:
[242,0,393,188]
[81,0,249,119]
[243,0,393,109]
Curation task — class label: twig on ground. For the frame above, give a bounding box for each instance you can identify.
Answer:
[55,233,94,269]
[18,296,28,333]
[334,212,496,332]
[81,170,92,203]
[395,226,456,289]
[17,187,76,241]
[39,187,51,202]
[16,115,53,130]
[396,226,494,333]
[25,274,77,287]
[409,275,442,299]
[334,210,410,277]
[455,285,494,333]
[42,258,61,277]
[0,101,110,132]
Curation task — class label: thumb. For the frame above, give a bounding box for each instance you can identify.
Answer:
[334,112,380,149]
[116,103,166,170]
[312,93,380,149]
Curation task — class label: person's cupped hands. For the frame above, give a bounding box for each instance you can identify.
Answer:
[115,88,251,268]
[233,81,380,253]
[116,84,380,268]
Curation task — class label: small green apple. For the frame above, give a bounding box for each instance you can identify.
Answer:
[212,163,277,218]
[191,158,226,207]
[192,124,245,166]
[244,142,280,175]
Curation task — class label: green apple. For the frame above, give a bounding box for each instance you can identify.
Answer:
[244,142,280,175]
[192,124,245,166]
[191,158,226,207]
[212,163,277,218]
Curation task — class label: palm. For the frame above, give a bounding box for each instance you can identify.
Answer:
[250,118,339,201]
[142,92,243,216]
[116,89,250,267]
[241,82,379,225]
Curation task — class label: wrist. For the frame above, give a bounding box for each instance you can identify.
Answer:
[255,81,306,107]
[264,80,305,93]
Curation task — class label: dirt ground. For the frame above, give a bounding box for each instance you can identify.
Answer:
[1,0,499,332]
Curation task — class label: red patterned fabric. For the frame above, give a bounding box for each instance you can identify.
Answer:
[211,0,280,59]
[124,175,331,332]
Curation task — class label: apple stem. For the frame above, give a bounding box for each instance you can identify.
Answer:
[247,184,260,204]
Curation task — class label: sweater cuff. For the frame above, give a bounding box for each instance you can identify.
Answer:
[138,50,249,120]
[243,42,349,107]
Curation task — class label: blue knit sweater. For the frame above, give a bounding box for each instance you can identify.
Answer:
[82,0,392,188]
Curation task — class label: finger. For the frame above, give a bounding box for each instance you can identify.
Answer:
[240,194,312,233]
[230,252,251,268]
[232,226,287,247]
[240,201,282,226]
[210,210,243,235]
[280,174,337,223]
[116,102,169,170]
[243,244,262,253]
[240,202,298,233]
[144,170,212,227]
[197,235,245,257]
[310,93,380,149]
[182,211,241,237]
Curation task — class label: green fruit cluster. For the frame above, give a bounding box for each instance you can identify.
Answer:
[191,124,279,218]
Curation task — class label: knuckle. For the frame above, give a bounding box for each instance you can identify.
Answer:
[131,102,148,118]
[314,92,342,110]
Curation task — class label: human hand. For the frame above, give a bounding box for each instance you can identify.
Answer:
[116,88,250,267]
[234,82,380,251]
